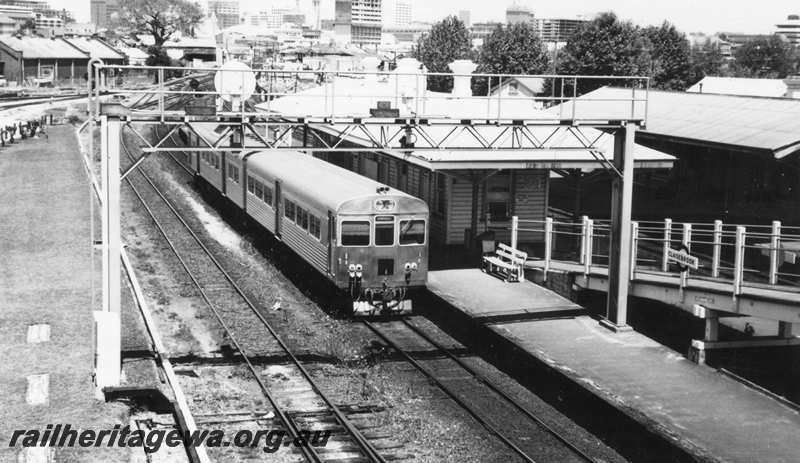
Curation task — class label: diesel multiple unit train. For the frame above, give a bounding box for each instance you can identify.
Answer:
[172,125,429,316]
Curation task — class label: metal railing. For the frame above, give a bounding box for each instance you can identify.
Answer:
[510,215,800,296]
[90,62,650,124]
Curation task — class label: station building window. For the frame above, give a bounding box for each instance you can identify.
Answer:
[486,173,512,222]
[435,173,447,215]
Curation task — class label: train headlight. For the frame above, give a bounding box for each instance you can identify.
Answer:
[355,264,363,278]
[404,263,412,272]
[411,262,418,271]
[348,263,356,278]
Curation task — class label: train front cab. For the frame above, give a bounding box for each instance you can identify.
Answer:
[333,196,429,316]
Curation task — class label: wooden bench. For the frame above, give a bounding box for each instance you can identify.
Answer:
[482,243,528,282]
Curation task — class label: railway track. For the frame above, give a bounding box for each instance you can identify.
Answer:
[362,318,597,463]
[153,139,606,462]
[0,92,90,110]
[123,89,616,462]
[118,137,399,463]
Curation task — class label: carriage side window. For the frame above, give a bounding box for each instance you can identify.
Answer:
[227,163,239,183]
[263,185,273,206]
[374,216,395,246]
[284,199,295,221]
[254,180,263,200]
[296,207,309,230]
[399,219,426,245]
[309,216,321,240]
[341,221,370,246]
[247,175,255,194]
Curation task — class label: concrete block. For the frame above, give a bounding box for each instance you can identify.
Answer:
[26,374,49,405]
[26,324,50,343]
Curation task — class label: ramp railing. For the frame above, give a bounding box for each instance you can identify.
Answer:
[511,215,800,295]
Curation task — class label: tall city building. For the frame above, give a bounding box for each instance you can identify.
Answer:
[394,0,410,27]
[90,0,119,29]
[458,10,470,27]
[207,0,239,30]
[312,0,321,29]
[776,14,800,47]
[506,3,534,25]
[335,0,382,46]
[535,18,586,42]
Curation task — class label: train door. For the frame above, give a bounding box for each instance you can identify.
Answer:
[275,180,282,237]
[327,211,335,275]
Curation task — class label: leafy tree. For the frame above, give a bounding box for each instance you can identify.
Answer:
[415,16,473,92]
[643,22,692,90]
[557,12,652,94]
[16,18,36,34]
[688,39,728,84]
[473,22,550,95]
[118,0,203,48]
[733,35,793,78]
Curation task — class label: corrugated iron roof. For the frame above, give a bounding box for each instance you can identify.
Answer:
[259,77,674,169]
[0,35,88,59]
[687,76,787,98]
[551,86,800,158]
[63,37,125,60]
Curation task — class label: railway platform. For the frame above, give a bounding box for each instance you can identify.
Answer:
[0,123,160,461]
[427,269,800,463]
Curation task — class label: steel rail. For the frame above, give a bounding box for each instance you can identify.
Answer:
[397,319,595,462]
[119,143,322,463]
[119,136,387,463]
[362,320,537,463]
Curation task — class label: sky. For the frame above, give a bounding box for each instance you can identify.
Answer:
[53,0,797,35]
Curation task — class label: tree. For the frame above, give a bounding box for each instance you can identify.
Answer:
[415,16,472,92]
[16,18,35,35]
[733,35,793,78]
[118,0,203,48]
[473,22,550,95]
[643,22,692,90]
[688,39,727,84]
[557,12,652,94]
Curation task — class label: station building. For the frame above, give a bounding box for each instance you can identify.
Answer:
[551,86,800,225]
[0,35,89,85]
[261,62,674,262]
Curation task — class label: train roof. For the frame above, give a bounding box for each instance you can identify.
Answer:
[246,150,427,213]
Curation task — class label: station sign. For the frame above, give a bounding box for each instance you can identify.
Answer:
[667,246,699,271]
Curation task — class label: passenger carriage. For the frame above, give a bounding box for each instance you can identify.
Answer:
[174,126,429,315]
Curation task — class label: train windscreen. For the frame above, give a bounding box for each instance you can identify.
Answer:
[375,216,395,246]
[341,221,370,246]
[399,220,425,245]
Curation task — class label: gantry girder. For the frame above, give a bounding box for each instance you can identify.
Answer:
[91,62,651,394]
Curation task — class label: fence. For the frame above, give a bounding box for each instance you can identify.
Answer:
[510,215,800,296]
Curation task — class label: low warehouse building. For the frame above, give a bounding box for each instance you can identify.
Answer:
[0,35,90,86]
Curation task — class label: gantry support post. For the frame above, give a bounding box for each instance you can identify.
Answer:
[602,122,636,332]
[95,115,122,397]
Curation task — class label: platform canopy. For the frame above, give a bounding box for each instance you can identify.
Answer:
[561,86,800,159]
[260,76,674,171]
